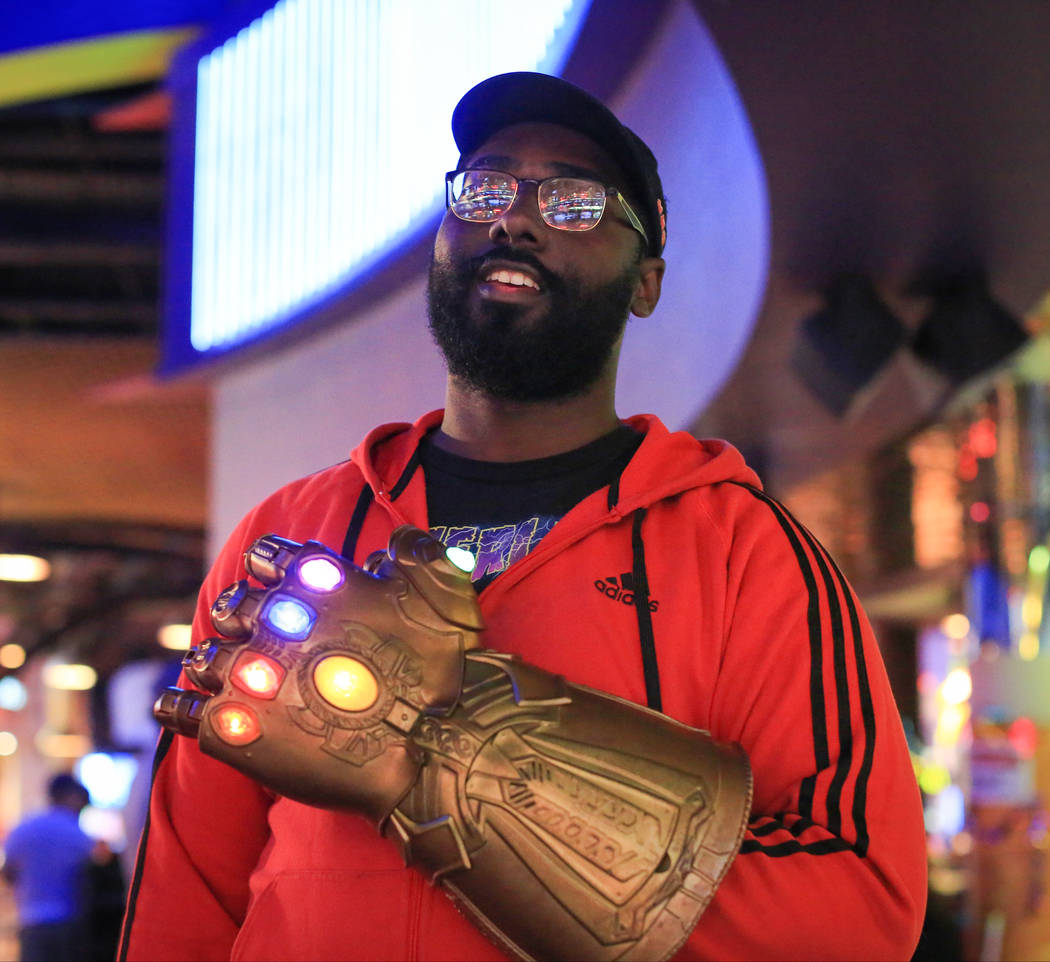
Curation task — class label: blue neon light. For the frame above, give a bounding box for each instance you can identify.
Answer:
[264,595,317,640]
[168,0,592,368]
[75,752,139,809]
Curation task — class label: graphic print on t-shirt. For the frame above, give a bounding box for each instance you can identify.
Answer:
[431,515,559,589]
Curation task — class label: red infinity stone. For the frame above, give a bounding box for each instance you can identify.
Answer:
[212,703,261,746]
[231,652,285,699]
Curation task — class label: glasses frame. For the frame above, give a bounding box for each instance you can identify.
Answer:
[445,168,649,250]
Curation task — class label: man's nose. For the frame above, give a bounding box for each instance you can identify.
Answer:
[488,184,545,247]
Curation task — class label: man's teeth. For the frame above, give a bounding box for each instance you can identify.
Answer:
[485,269,539,290]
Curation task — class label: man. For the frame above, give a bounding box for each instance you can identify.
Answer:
[4,773,95,962]
[120,72,927,960]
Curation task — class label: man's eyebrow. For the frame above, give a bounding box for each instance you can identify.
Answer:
[465,153,513,170]
[465,155,608,182]
[548,160,608,181]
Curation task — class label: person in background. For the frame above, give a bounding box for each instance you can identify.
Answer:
[3,773,95,962]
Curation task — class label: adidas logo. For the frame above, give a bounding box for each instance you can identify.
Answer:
[594,572,659,612]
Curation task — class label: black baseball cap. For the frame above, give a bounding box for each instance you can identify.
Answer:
[451,72,667,257]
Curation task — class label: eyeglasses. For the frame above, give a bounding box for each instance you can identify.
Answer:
[445,168,649,249]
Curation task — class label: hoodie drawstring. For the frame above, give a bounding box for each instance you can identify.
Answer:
[631,507,662,713]
[343,446,423,559]
[341,485,375,560]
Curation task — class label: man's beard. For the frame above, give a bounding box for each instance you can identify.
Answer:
[427,248,637,402]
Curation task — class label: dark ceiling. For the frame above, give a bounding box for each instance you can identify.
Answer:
[0,82,164,339]
[692,0,1050,488]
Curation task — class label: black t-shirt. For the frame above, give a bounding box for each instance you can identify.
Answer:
[421,425,643,591]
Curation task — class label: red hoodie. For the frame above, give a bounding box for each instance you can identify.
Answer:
[120,411,927,961]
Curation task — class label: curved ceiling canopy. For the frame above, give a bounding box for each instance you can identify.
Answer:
[162,0,599,373]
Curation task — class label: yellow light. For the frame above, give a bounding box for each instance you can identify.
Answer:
[935,702,970,745]
[0,554,50,582]
[42,663,97,691]
[917,761,951,796]
[35,732,92,757]
[1019,632,1040,661]
[1030,545,1050,575]
[1022,594,1043,629]
[941,667,972,705]
[157,623,193,650]
[313,656,379,712]
[0,731,17,756]
[0,643,26,669]
[941,614,971,640]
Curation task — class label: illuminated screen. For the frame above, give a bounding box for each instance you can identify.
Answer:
[163,0,592,372]
[75,751,139,808]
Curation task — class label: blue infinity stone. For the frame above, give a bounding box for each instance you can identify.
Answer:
[262,595,317,641]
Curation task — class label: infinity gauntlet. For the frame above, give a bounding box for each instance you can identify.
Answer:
[156,527,752,962]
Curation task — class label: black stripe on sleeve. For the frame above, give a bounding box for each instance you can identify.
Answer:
[795,527,852,839]
[730,483,827,823]
[789,528,875,855]
[740,836,852,857]
[750,814,820,838]
[731,483,875,858]
[820,548,877,857]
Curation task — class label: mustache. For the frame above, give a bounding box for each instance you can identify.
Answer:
[464,248,562,292]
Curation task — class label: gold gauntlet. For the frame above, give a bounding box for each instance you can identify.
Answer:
[390,650,751,961]
[155,527,751,960]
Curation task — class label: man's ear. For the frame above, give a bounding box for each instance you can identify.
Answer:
[630,257,665,318]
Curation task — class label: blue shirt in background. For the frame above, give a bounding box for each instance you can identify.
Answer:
[4,806,94,926]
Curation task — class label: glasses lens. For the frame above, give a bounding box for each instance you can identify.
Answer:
[449,170,516,222]
[538,178,606,231]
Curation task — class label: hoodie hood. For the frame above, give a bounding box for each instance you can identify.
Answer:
[614,413,762,513]
[347,409,762,715]
[350,409,761,521]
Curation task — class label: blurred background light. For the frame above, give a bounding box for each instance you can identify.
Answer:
[42,662,98,690]
[940,613,971,640]
[35,732,93,757]
[0,676,28,711]
[0,553,51,582]
[1029,544,1050,575]
[157,623,193,650]
[75,751,139,808]
[941,667,973,706]
[0,642,26,669]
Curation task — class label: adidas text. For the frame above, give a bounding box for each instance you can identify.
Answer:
[594,578,659,612]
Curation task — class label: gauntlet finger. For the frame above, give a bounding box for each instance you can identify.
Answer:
[154,686,208,738]
[182,639,237,692]
[210,580,262,637]
[244,534,306,584]
[385,526,484,631]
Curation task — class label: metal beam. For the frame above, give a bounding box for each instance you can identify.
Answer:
[0,298,157,325]
[0,240,158,267]
[0,132,163,165]
[0,168,163,205]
